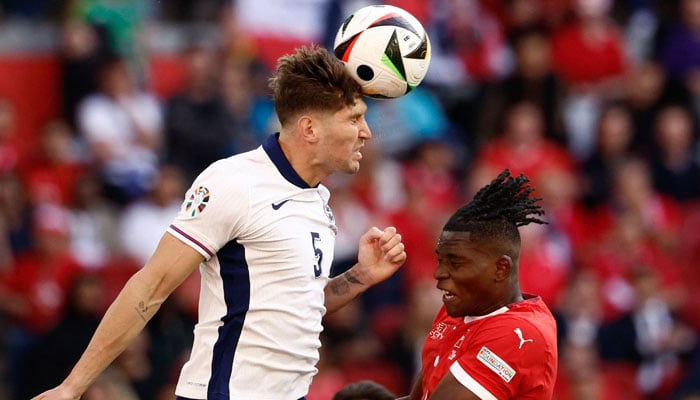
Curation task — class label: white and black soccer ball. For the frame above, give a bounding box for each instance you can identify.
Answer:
[333,4,431,99]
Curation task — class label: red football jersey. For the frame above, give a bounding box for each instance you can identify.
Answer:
[420,295,558,399]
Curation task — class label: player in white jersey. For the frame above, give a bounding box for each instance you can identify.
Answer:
[33,45,407,400]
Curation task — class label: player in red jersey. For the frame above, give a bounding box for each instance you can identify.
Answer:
[402,169,558,400]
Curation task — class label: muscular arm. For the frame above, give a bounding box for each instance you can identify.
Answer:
[32,233,203,400]
[324,226,405,314]
[429,370,481,400]
[399,369,423,400]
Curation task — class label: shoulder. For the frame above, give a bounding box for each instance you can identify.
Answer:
[501,298,557,339]
[196,148,268,184]
[183,147,278,211]
[469,299,557,357]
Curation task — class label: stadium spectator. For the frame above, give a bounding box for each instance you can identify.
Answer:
[0,172,32,266]
[388,139,461,291]
[467,99,574,194]
[0,203,84,399]
[0,203,84,336]
[76,55,163,205]
[117,164,186,265]
[649,103,700,202]
[432,0,511,84]
[308,298,405,399]
[66,172,120,270]
[580,101,635,209]
[597,267,697,398]
[21,119,85,207]
[658,0,700,97]
[59,21,112,130]
[477,26,566,146]
[587,157,684,320]
[624,60,693,156]
[19,273,104,398]
[551,0,628,159]
[66,0,151,78]
[162,44,237,183]
[220,57,277,152]
[517,167,582,307]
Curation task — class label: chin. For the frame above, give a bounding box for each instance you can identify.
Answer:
[346,162,360,174]
[444,305,462,318]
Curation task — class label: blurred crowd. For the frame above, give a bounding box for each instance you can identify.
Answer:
[0,0,700,399]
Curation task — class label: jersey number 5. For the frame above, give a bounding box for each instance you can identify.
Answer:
[311,232,323,278]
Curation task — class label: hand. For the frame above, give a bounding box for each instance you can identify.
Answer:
[31,385,80,400]
[356,226,406,286]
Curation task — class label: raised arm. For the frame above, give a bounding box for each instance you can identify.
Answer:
[324,226,406,314]
[31,232,203,400]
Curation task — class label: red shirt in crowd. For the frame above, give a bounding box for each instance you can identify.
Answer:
[551,21,626,86]
[0,251,83,334]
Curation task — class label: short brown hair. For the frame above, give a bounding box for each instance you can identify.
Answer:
[270,45,362,126]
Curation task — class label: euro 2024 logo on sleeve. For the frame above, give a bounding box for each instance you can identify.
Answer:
[185,186,210,217]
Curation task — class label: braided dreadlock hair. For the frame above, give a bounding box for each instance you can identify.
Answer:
[443,169,547,246]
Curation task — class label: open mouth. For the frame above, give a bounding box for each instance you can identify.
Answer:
[442,290,456,302]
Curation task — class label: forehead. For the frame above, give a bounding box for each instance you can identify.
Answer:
[436,231,476,252]
[335,96,366,116]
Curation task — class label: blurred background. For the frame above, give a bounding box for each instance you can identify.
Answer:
[0,0,699,399]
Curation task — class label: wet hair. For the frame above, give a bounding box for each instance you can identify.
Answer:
[332,380,396,400]
[444,169,546,245]
[270,44,362,127]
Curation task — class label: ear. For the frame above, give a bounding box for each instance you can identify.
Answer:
[494,255,513,282]
[297,114,319,143]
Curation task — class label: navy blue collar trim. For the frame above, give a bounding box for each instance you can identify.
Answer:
[263,133,313,189]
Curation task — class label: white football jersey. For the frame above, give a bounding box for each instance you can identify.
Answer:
[169,134,336,400]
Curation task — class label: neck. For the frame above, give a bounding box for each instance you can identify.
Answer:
[500,288,524,308]
[277,131,323,187]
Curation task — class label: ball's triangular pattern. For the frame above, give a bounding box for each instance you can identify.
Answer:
[334,32,361,62]
[340,13,354,36]
[382,30,406,81]
[368,12,421,38]
[404,32,430,60]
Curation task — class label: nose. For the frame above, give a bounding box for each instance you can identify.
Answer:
[360,118,372,139]
[433,262,448,280]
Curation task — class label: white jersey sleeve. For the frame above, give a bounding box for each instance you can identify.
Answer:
[168,158,250,259]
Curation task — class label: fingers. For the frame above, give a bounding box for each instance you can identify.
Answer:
[385,241,406,264]
[378,226,406,263]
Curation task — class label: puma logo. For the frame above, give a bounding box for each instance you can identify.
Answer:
[514,328,534,349]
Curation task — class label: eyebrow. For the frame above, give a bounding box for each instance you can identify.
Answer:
[349,110,363,119]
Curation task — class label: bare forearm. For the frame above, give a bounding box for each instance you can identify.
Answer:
[324,267,369,313]
[61,269,164,395]
[406,371,423,400]
[325,226,405,314]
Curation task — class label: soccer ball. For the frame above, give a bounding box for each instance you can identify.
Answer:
[333,4,431,99]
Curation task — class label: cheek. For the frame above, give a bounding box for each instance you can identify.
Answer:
[329,131,357,153]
